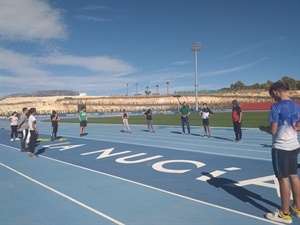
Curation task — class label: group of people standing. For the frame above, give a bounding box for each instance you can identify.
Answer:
[179,100,242,141]
[7,108,60,157]
[121,108,155,133]
[4,82,300,223]
[8,107,38,157]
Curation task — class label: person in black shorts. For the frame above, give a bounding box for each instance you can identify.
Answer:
[199,103,213,137]
[78,107,87,136]
[50,110,59,141]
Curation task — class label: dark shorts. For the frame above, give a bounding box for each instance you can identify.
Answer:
[80,121,87,127]
[202,119,209,126]
[271,148,299,179]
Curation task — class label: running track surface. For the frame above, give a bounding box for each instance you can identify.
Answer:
[1,119,299,225]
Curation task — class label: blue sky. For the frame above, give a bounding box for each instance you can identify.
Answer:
[0,0,299,97]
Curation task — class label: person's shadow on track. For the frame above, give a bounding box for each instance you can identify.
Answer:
[203,172,280,213]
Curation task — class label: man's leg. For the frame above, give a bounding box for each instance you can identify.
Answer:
[207,125,211,137]
[278,178,291,214]
[181,117,185,134]
[290,174,300,210]
[186,117,190,134]
[21,129,28,150]
[203,125,207,135]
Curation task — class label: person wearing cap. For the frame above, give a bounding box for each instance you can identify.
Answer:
[180,102,191,134]
[232,100,242,142]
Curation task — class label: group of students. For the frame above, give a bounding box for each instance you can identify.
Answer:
[121,108,155,133]
[6,82,300,223]
[7,108,60,157]
[179,100,242,142]
[8,107,38,157]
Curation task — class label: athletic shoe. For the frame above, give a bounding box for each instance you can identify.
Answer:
[28,152,36,157]
[15,137,20,140]
[290,205,300,218]
[265,209,292,224]
[238,139,243,143]
[20,148,28,152]
[10,138,14,141]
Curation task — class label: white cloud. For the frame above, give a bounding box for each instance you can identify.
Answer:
[76,15,111,22]
[223,36,287,58]
[171,60,191,66]
[0,0,67,41]
[39,53,136,74]
[0,48,137,95]
[203,58,268,77]
[0,48,49,77]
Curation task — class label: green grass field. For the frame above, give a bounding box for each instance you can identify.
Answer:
[58,111,270,128]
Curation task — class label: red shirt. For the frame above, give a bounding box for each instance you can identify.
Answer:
[232,106,242,122]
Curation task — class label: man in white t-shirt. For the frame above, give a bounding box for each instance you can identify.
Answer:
[28,108,38,157]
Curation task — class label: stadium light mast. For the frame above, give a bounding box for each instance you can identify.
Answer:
[191,42,201,111]
[126,83,129,96]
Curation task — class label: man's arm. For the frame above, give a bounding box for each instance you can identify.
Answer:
[32,120,38,134]
[259,122,278,135]
[18,117,26,128]
[239,112,242,123]
[296,121,300,132]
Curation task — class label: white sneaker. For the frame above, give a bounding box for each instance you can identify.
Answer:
[10,138,14,141]
[265,209,292,224]
[15,137,20,140]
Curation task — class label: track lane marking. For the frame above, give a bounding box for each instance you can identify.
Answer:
[0,161,125,225]
[0,143,282,225]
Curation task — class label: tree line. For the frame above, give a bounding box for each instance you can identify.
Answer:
[220,76,299,92]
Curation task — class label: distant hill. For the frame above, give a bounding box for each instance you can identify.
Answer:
[3,90,79,98]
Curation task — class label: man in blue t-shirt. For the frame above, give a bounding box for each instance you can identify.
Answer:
[259,82,300,223]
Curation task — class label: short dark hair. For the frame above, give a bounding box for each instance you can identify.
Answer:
[29,108,36,114]
[269,82,287,96]
[232,100,238,106]
[22,107,28,112]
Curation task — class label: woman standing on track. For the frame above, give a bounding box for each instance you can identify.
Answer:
[122,109,131,133]
[8,111,20,141]
[51,110,59,141]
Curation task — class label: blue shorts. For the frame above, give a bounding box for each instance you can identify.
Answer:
[271,148,299,179]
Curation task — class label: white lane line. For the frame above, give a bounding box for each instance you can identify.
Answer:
[52,134,272,161]
[1,143,283,225]
[39,155,282,225]
[0,162,125,225]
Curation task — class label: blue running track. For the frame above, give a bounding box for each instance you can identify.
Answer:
[1,119,299,225]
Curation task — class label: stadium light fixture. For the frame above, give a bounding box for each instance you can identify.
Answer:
[191,42,201,111]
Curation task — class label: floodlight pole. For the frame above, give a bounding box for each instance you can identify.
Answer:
[192,42,201,111]
[126,83,129,96]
